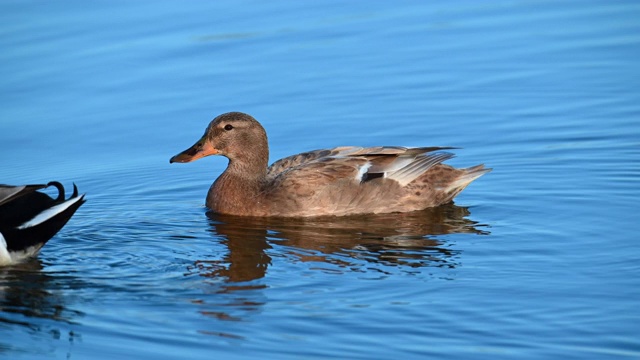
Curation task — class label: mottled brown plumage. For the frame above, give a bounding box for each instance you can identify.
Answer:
[170,112,490,217]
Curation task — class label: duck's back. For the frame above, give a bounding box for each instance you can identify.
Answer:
[260,146,490,217]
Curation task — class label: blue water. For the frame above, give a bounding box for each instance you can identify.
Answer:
[1,1,639,359]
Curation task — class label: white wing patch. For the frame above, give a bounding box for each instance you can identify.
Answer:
[355,163,372,181]
[17,195,84,230]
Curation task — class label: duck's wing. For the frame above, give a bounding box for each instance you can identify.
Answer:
[267,146,457,191]
[266,147,357,178]
[0,184,47,206]
[350,146,457,186]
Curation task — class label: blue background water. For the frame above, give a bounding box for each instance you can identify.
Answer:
[1,1,639,359]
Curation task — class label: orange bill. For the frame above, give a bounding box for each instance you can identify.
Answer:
[170,136,219,163]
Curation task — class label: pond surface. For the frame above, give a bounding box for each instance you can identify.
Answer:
[1,1,639,359]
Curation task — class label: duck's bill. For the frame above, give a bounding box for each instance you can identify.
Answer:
[170,138,220,163]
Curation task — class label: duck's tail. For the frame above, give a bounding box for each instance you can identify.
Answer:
[0,182,85,265]
[445,164,492,199]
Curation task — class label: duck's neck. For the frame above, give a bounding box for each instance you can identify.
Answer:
[206,156,269,215]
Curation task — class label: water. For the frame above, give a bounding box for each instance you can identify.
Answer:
[1,1,639,359]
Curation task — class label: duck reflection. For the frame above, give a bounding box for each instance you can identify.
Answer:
[195,203,488,283]
[193,220,272,285]
[189,204,488,338]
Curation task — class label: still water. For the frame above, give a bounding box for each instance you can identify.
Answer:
[1,1,639,359]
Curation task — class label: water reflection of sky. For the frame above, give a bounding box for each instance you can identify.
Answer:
[1,1,639,359]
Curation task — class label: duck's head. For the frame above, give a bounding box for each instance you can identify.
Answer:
[170,112,268,164]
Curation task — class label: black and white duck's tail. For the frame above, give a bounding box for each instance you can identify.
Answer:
[0,182,85,266]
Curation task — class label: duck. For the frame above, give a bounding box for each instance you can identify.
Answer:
[170,112,490,217]
[0,182,85,266]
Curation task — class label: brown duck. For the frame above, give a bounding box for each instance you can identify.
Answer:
[170,112,490,217]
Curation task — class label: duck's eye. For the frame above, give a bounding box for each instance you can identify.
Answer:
[224,124,234,131]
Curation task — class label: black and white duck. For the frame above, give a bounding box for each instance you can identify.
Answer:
[0,182,85,265]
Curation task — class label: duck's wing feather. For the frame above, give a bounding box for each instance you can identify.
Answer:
[267,146,457,189]
[266,147,358,178]
[0,184,47,206]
